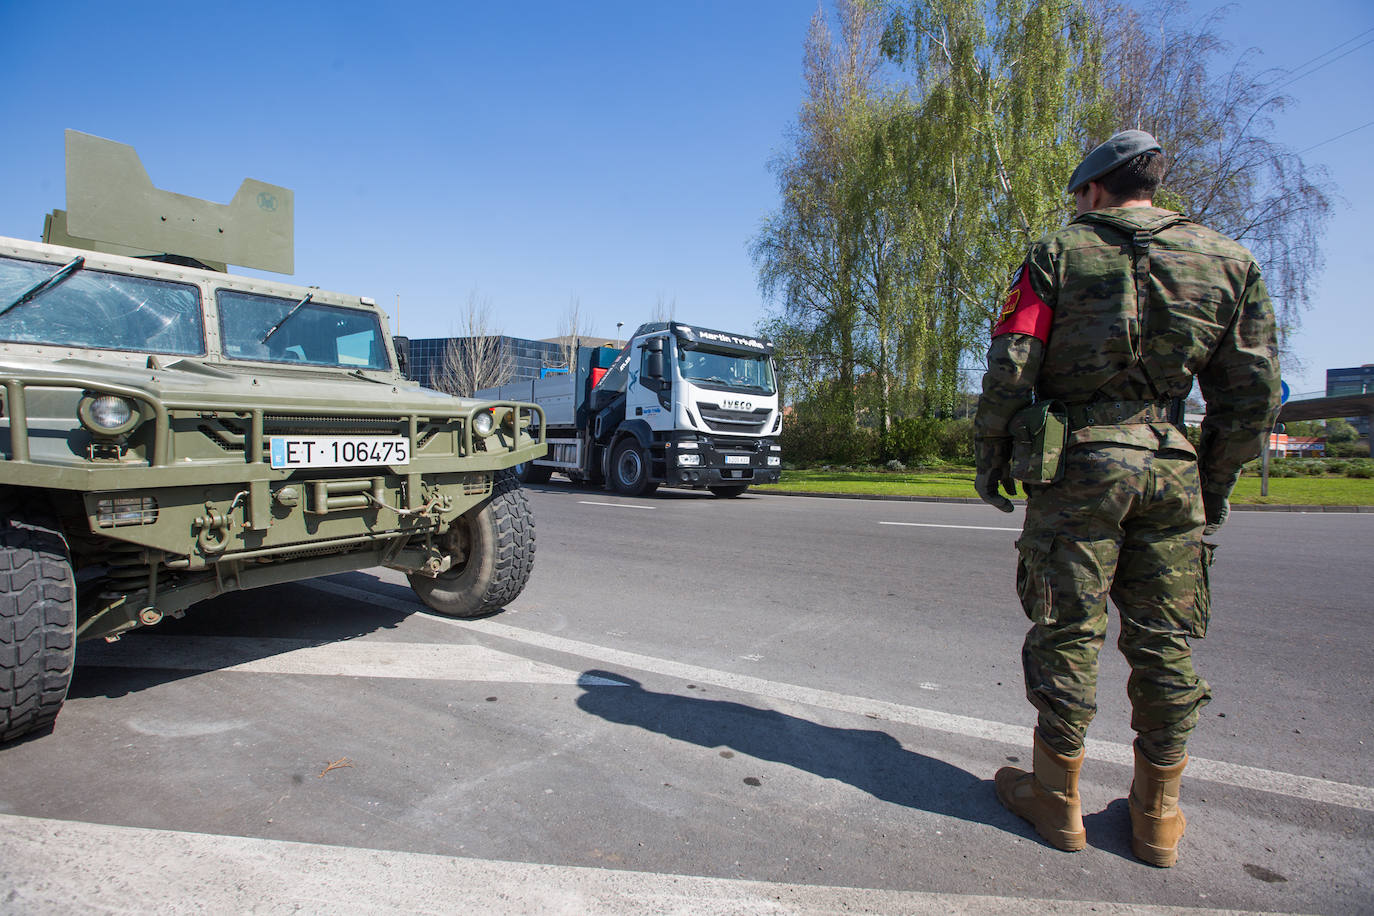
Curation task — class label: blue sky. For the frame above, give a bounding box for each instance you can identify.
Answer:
[1,0,1369,396]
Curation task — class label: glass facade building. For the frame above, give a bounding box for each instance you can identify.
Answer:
[1325,365,1374,437]
[403,336,566,392]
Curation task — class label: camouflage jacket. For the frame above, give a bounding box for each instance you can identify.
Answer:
[973,206,1281,496]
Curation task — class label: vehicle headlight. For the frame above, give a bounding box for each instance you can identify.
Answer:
[677,453,701,466]
[472,410,495,437]
[79,394,139,436]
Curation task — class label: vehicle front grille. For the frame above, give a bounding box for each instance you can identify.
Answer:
[696,403,772,434]
[196,414,446,456]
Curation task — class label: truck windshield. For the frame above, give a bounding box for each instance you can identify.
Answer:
[217,289,390,370]
[676,346,776,395]
[0,255,204,354]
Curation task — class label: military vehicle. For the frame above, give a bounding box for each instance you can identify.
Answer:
[0,131,545,742]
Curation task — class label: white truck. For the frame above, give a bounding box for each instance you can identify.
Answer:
[478,322,781,497]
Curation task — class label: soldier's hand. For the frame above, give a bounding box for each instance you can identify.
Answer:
[975,437,1017,513]
[1202,489,1229,535]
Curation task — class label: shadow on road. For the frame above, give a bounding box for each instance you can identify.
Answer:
[576,669,1010,830]
[68,579,412,700]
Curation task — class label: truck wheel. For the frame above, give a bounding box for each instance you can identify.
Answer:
[709,485,748,498]
[1,496,76,744]
[408,470,535,618]
[515,461,552,485]
[611,440,657,497]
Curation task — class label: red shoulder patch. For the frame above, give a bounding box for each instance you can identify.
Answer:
[991,263,1052,342]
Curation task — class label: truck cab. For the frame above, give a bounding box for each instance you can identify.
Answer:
[486,322,781,497]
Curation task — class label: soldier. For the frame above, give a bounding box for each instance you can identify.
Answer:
[973,130,1281,866]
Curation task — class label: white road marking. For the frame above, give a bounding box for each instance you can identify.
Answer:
[81,635,595,685]
[305,580,1374,814]
[0,812,1258,916]
[880,521,1021,532]
[578,500,657,510]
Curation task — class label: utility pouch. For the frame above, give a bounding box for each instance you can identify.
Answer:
[1009,400,1068,484]
[1190,540,1217,639]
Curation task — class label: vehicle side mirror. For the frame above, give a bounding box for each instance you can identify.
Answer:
[646,349,664,381]
[392,335,409,375]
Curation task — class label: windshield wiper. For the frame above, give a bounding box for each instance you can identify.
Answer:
[348,368,386,384]
[0,256,85,317]
[260,290,314,343]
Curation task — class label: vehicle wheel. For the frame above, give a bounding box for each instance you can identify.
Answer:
[515,461,552,485]
[1,495,76,744]
[408,470,535,618]
[611,440,657,497]
[709,485,748,498]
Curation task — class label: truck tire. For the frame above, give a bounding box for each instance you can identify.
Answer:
[611,440,658,497]
[709,485,748,498]
[515,461,552,485]
[1,495,76,744]
[408,470,535,618]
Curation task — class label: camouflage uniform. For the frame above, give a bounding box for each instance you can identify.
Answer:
[975,206,1281,763]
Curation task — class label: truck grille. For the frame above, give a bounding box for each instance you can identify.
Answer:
[696,403,772,434]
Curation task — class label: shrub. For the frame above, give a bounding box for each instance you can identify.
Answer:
[1347,460,1374,479]
[938,417,976,465]
[881,417,943,464]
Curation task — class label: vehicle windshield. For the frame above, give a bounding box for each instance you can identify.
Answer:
[217,289,391,370]
[0,255,204,354]
[676,345,776,395]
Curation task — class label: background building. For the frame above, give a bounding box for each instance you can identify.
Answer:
[1326,364,1374,438]
[404,335,624,392]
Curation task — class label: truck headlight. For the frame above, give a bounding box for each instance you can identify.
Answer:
[677,453,701,467]
[79,394,139,436]
[472,410,495,437]
[767,456,781,466]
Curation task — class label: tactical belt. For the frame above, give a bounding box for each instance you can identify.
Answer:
[1065,398,1180,429]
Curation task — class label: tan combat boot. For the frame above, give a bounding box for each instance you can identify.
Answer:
[1128,744,1188,867]
[995,731,1086,851]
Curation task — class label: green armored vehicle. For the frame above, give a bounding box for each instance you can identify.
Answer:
[0,132,545,742]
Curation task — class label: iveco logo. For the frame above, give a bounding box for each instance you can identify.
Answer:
[722,399,753,411]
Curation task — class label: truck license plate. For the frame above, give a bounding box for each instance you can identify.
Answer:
[269,436,410,469]
[724,455,750,465]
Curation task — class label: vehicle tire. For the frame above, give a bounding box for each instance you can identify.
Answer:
[611,439,657,497]
[709,485,748,498]
[408,470,535,618]
[0,495,76,744]
[515,461,552,485]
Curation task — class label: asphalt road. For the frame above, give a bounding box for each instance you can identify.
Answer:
[2,484,1371,914]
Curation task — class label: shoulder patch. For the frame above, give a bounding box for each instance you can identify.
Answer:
[991,261,1052,342]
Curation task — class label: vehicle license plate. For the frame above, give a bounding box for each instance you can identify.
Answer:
[724,455,750,465]
[270,436,410,469]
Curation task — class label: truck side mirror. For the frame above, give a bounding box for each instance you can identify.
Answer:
[647,349,664,381]
[392,335,409,375]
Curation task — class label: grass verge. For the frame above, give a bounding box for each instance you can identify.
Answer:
[755,468,1374,506]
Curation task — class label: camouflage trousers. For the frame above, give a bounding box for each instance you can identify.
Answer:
[1016,444,1213,765]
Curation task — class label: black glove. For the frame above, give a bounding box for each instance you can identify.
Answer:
[1202,489,1229,535]
[975,437,1017,513]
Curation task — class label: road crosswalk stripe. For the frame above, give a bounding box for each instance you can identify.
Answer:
[80,634,628,687]
[305,579,1374,813]
[0,812,1265,916]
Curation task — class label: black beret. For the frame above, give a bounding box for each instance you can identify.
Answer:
[1066,130,1163,193]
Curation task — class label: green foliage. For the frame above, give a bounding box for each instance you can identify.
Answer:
[1324,418,1359,444]
[1348,460,1374,479]
[1283,420,1324,437]
[881,416,943,463]
[1328,440,1371,459]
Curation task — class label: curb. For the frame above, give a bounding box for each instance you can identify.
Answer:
[754,489,1374,512]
